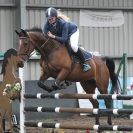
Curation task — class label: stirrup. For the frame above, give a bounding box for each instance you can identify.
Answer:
[82,63,91,72]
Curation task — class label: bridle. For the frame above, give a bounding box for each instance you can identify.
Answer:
[19,35,50,60]
[18,33,59,72]
[19,36,31,59]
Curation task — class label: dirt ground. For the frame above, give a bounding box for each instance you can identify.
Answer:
[25,114,133,133]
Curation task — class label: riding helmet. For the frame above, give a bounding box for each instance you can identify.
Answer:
[45,7,57,18]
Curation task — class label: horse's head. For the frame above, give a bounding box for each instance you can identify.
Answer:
[1,49,24,75]
[15,29,35,62]
[11,53,24,68]
[16,27,61,65]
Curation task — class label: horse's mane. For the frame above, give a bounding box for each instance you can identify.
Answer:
[1,49,17,75]
[25,27,47,41]
[25,27,62,45]
[25,27,61,55]
[25,27,43,33]
[26,27,62,46]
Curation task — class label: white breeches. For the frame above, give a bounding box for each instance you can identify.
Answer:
[70,29,79,53]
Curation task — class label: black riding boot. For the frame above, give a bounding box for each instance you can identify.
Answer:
[75,48,91,72]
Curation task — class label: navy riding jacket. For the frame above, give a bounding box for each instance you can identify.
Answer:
[43,18,77,43]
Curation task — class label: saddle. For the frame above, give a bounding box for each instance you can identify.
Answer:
[65,42,93,63]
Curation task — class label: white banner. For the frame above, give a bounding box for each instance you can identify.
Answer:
[80,10,124,27]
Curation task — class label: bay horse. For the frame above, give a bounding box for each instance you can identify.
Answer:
[0,48,22,133]
[15,28,119,126]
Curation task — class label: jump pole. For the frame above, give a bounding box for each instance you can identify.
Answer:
[24,107,133,115]
[24,122,133,131]
[20,0,27,132]
[24,93,133,100]
[19,67,25,133]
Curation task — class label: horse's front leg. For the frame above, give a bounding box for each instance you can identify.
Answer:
[0,113,4,133]
[38,59,53,92]
[38,80,53,93]
[8,114,13,133]
[37,69,52,92]
[52,68,71,90]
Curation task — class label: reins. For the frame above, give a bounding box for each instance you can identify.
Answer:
[41,36,50,49]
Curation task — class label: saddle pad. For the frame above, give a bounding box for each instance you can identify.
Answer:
[81,49,93,61]
[73,49,93,63]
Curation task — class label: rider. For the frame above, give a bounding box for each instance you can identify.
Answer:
[43,7,91,72]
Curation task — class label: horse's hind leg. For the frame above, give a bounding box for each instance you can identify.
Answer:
[0,113,4,133]
[80,80,100,125]
[7,114,13,133]
[0,119,3,133]
[96,81,112,125]
[9,119,13,133]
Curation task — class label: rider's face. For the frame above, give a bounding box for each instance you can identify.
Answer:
[48,16,56,24]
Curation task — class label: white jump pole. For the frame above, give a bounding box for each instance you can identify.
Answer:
[20,0,26,131]
[19,67,26,133]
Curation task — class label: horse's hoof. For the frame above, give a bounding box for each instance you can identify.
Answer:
[37,81,52,92]
[52,85,59,91]
[47,88,53,93]
[60,84,66,90]
[65,80,72,86]
[52,84,66,91]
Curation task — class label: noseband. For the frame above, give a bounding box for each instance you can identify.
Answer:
[19,37,31,58]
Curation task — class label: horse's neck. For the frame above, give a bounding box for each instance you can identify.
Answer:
[3,65,17,84]
[0,67,16,93]
[42,36,60,51]
[0,58,18,97]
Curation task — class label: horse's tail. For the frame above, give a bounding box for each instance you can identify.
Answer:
[105,57,120,94]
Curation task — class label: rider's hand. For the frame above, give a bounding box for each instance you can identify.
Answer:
[47,31,55,39]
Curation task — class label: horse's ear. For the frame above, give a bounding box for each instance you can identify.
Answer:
[21,29,29,37]
[15,30,21,37]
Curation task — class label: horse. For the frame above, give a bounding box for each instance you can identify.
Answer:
[15,28,119,126]
[0,48,22,133]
